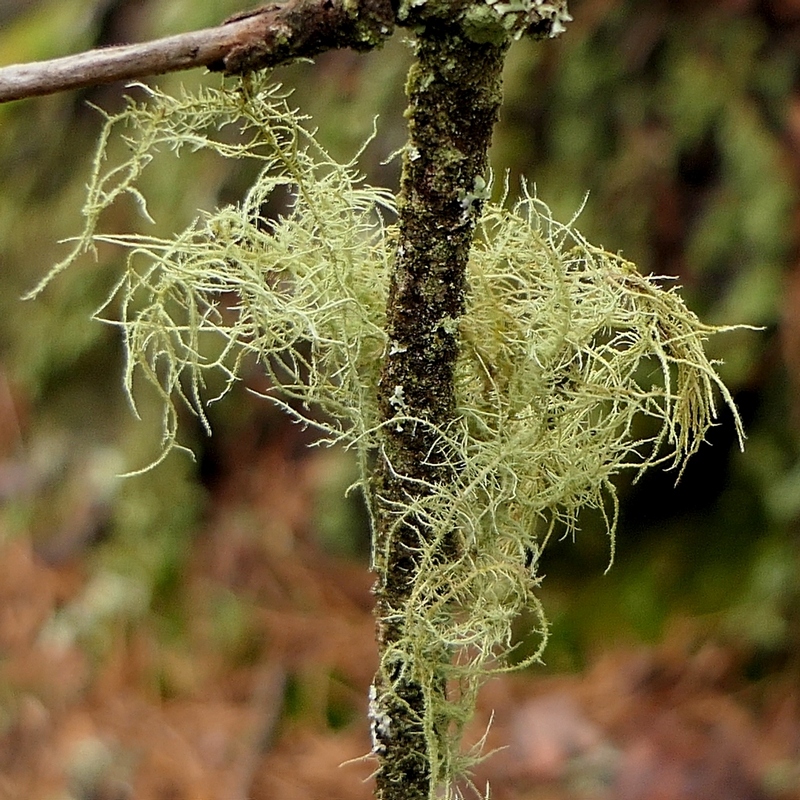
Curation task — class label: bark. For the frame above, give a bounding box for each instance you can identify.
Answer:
[371,15,507,799]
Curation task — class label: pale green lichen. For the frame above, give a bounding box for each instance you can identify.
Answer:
[31,76,393,475]
[36,75,742,798]
[398,0,572,42]
[484,0,572,39]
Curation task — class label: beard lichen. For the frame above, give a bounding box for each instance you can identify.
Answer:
[30,75,393,475]
[35,74,743,797]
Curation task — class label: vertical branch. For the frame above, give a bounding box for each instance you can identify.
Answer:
[371,15,507,800]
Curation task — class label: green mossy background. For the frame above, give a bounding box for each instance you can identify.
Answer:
[1,0,799,796]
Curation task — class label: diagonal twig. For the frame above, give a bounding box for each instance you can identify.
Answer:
[0,0,395,104]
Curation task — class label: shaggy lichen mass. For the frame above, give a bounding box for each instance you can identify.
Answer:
[35,73,741,797]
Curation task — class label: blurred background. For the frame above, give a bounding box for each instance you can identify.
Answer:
[0,0,799,798]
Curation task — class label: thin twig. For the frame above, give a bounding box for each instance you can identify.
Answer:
[0,21,249,103]
[0,0,395,104]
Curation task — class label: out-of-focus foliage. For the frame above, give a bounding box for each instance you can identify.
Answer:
[498,2,794,330]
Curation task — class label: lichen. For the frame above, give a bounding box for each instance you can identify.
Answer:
[36,74,743,799]
[398,0,572,42]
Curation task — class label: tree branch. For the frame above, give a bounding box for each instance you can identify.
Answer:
[0,0,395,104]
[372,13,508,799]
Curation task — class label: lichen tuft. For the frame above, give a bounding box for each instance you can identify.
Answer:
[38,75,742,799]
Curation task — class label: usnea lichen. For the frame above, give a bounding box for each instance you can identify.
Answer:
[30,76,393,475]
[398,0,572,43]
[36,74,742,797]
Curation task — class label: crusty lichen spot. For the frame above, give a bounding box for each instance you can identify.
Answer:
[398,0,572,42]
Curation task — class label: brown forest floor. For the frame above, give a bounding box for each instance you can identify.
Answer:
[1,418,800,800]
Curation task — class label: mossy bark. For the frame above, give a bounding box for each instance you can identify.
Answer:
[371,16,507,800]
